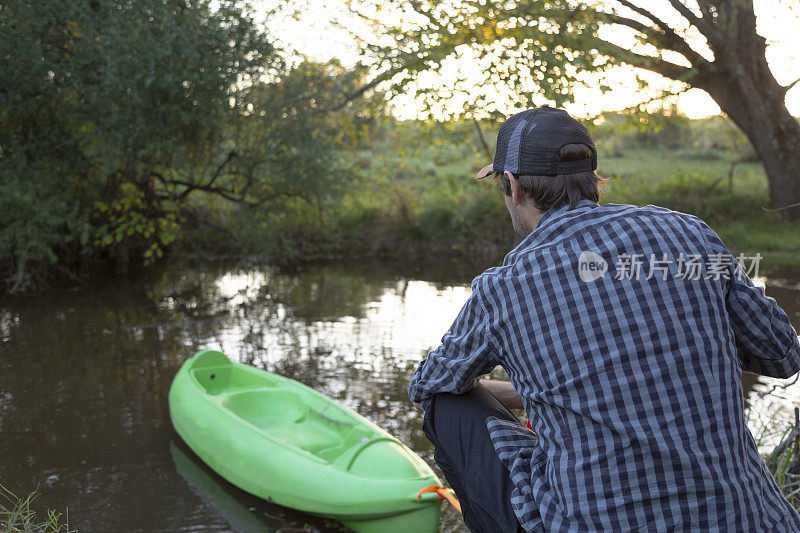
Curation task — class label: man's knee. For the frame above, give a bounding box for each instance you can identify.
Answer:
[428,384,511,425]
[429,389,471,417]
[424,387,485,442]
[423,384,518,453]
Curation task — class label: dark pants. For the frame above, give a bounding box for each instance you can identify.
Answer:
[422,384,526,533]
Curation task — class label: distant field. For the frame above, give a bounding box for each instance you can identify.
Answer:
[183,119,800,268]
[599,148,766,187]
[326,145,798,264]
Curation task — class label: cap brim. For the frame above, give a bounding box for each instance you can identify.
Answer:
[475,163,495,179]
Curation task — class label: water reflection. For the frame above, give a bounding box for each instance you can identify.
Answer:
[0,259,798,531]
[170,438,347,532]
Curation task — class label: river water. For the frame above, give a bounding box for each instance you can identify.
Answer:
[1,259,798,531]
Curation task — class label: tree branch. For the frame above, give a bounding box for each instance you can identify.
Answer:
[323,73,387,113]
[151,169,309,208]
[472,117,492,159]
[613,1,710,66]
[206,150,237,188]
[593,38,697,82]
[152,171,250,204]
[605,11,708,68]
[606,12,660,38]
[584,85,691,122]
[665,0,723,48]
[782,77,800,95]
[321,50,430,113]
[615,0,675,34]
[695,0,718,28]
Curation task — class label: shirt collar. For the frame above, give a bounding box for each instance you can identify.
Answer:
[536,198,598,232]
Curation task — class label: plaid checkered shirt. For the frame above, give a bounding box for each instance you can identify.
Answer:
[408,199,800,532]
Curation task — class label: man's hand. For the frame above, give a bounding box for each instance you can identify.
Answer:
[481,379,525,410]
[413,402,424,411]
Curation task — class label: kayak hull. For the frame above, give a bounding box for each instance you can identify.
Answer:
[169,350,442,532]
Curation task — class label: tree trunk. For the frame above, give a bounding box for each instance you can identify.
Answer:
[754,118,800,220]
[718,89,800,220]
[472,118,492,160]
[694,0,800,220]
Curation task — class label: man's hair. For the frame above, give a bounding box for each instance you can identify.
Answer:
[500,144,607,212]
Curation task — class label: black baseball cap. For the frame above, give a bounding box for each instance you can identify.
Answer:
[475,105,597,179]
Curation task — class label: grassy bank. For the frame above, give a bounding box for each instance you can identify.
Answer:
[0,485,71,533]
[5,105,796,294]
[177,115,800,268]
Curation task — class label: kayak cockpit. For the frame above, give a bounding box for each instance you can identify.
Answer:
[186,353,428,479]
[190,365,377,464]
[192,365,275,395]
[219,389,358,456]
[217,388,428,479]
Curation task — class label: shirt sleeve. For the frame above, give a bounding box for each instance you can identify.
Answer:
[408,281,500,411]
[697,219,800,379]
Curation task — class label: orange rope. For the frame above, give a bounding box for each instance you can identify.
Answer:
[417,485,462,514]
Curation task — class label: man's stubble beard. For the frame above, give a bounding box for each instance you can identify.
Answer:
[509,204,534,238]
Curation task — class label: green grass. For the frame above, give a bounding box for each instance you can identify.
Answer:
[767,431,800,509]
[599,149,800,262]
[0,485,71,533]
[599,148,765,182]
[177,116,800,268]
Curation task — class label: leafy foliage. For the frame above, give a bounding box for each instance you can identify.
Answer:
[0,0,370,292]
[349,0,800,217]
[350,0,797,118]
[351,0,609,119]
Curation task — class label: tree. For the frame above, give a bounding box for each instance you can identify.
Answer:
[0,0,367,292]
[0,0,276,289]
[353,0,800,218]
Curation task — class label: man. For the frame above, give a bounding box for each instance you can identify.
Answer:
[408,106,800,532]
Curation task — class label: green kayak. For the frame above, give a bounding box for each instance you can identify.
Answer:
[169,350,443,533]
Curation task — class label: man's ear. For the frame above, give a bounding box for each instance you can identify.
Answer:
[504,171,523,206]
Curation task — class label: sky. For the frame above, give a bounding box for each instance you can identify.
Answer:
[255,0,800,120]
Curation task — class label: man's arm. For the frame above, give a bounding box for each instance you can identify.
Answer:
[408,284,500,411]
[726,266,800,378]
[698,220,800,378]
